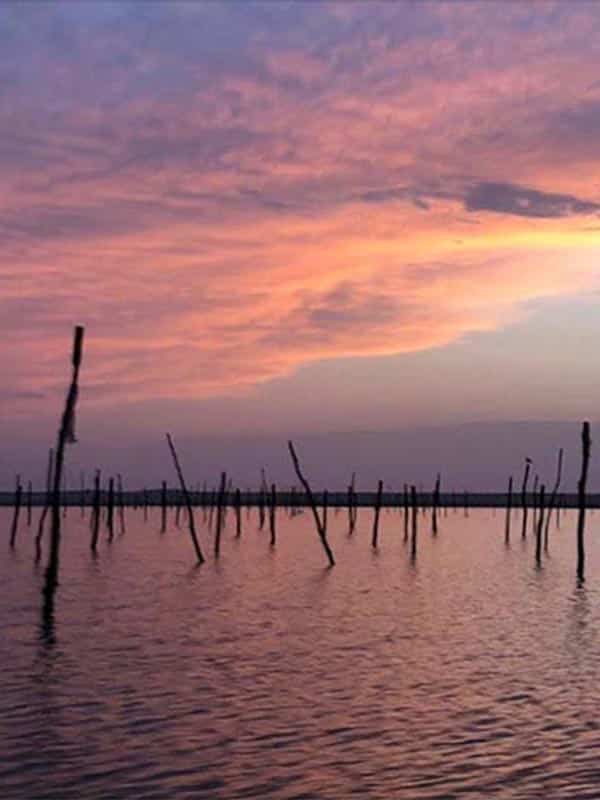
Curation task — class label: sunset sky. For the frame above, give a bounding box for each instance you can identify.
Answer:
[3,1,600,487]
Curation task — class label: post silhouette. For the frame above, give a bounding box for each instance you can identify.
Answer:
[166,433,204,564]
[576,422,591,582]
[9,476,23,549]
[288,441,335,567]
[371,479,383,548]
[535,484,545,566]
[90,470,101,553]
[521,457,531,539]
[44,325,84,600]
[505,475,513,544]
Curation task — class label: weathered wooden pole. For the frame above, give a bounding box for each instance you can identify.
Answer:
[347,472,357,535]
[403,483,409,541]
[214,471,227,557]
[160,480,167,533]
[576,422,591,582]
[531,474,539,536]
[143,487,149,522]
[371,479,383,548]
[288,441,335,567]
[106,477,115,541]
[432,473,441,535]
[505,475,513,544]
[35,448,54,562]
[44,325,84,599]
[258,486,266,530]
[322,489,328,534]
[269,483,277,547]
[9,476,23,549]
[235,487,242,537]
[544,447,563,550]
[535,484,545,566]
[521,457,532,539]
[410,485,418,560]
[166,433,204,564]
[90,470,101,553]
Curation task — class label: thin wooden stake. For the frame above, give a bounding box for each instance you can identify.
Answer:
[9,476,23,549]
[44,325,84,598]
[371,479,383,548]
[535,484,545,566]
[576,422,591,582]
[505,475,513,544]
[166,433,204,564]
[288,441,335,567]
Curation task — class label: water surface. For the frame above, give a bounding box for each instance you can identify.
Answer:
[2,507,600,799]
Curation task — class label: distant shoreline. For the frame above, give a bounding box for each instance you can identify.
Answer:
[1,490,597,510]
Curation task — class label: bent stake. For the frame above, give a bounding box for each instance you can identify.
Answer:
[166,433,204,564]
[288,441,335,567]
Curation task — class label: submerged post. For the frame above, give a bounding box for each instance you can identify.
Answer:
[432,473,440,535]
[269,483,277,547]
[166,433,204,564]
[107,477,115,542]
[410,485,418,560]
[535,484,545,566]
[44,325,84,598]
[235,487,242,537]
[505,475,513,544]
[544,447,563,551]
[214,471,227,557]
[160,480,167,533]
[371,479,383,548]
[9,476,23,549]
[90,470,101,553]
[576,422,591,582]
[521,457,532,539]
[288,441,335,567]
[26,480,32,527]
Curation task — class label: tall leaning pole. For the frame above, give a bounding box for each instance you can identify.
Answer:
[43,325,84,600]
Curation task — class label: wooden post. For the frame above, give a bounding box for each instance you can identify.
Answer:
[521,457,531,539]
[35,448,54,562]
[347,472,357,535]
[463,491,469,517]
[544,448,563,550]
[214,471,227,557]
[322,489,328,535]
[44,325,84,599]
[107,477,115,541]
[90,470,101,553]
[531,474,539,536]
[235,487,242,537]
[160,480,167,533]
[432,473,440,535]
[9,476,23,549]
[143,488,149,522]
[403,483,409,541]
[371,479,383,548]
[269,483,277,547]
[166,433,204,564]
[288,441,335,567]
[505,475,513,544]
[576,422,591,582]
[410,485,418,560]
[535,484,545,566]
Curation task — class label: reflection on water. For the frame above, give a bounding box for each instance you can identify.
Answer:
[2,507,600,799]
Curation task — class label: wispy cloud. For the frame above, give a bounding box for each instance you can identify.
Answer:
[2,1,600,416]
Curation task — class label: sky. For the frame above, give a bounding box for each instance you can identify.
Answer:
[2,1,600,488]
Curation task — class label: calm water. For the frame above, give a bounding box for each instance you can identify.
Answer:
[2,506,600,799]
